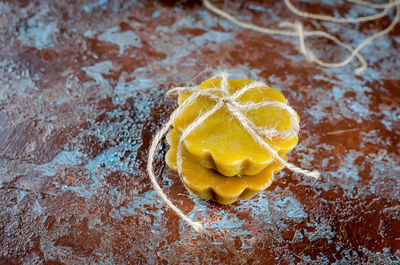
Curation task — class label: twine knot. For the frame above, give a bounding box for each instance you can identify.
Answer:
[221,97,232,104]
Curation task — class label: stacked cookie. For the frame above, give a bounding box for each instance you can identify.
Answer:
[165,77,299,204]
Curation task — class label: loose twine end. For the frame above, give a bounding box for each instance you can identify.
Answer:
[309,170,321,179]
[192,222,209,235]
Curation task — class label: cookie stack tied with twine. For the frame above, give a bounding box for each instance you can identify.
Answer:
[147,72,319,234]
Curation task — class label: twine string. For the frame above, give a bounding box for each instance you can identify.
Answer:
[146,119,208,234]
[284,0,392,23]
[348,0,400,9]
[147,71,319,233]
[203,0,400,74]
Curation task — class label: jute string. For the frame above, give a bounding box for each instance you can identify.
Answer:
[203,0,400,74]
[147,72,319,234]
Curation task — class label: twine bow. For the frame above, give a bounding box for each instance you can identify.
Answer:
[147,72,319,234]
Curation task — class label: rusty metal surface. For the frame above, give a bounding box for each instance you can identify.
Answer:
[0,0,399,264]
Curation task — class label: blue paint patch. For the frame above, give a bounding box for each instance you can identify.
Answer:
[360,130,386,147]
[246,3,283,24]
[33,199,42,213]
[368,150,400,182]
[13,191,28,211]
[224,66,262,81]
[359,246,400,264]
[236,191,270,216]
[84,147,130,174]
[234,189,308,245]
[334,150,363,181]
[381,119,392,131]
[307,70,376,123]
[61,183,98,198]
[380,109,400,133]
[346,3,380,18]
[301,0,344,6]
[82,0,108,13]
[113,68,167,104]
[161,49,191,66]
[359,68,382,83]
[332,86,345,100]
[19,21,58,49]
[274,196,308,219]
[82,60,114,86]
[58,103,146,198]
[17,191,27,204]
[191,30,235,46]
[109,190,165,221]
[38,150,83,176]
[208,211,245,229]
[348,101,371,119]
[152,10,161,18]
[108,188,124,208]
[194,10,238,31]
[98,27,143,55]
[305,220,335,243]
[294,230,304,240]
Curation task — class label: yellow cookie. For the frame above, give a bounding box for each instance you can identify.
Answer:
[171,78,298,177]
[165,128,285,205]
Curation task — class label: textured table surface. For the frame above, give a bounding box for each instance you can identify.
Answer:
[1,0,400,264]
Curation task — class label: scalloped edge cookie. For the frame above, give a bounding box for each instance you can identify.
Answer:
[172,78,298,177]
[165,128,286,205]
